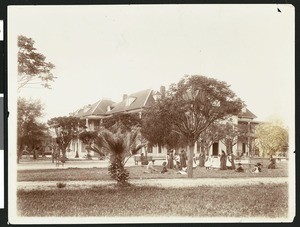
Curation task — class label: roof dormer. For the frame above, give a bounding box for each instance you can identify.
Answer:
[125,96,136,107]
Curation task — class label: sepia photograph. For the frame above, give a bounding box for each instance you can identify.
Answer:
[8,4,295,224]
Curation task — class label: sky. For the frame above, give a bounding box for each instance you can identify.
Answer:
[8,4,294,127]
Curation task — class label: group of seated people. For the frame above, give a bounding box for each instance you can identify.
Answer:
[144,160,188,174]
[142,153,276,174]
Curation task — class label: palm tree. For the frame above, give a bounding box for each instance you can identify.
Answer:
[101,126,145,185]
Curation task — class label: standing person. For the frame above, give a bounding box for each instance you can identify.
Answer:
[193,154,197,168]
[220,150,227,170]
[168,151,174,169]
[140,153,148,165]
[166,151,170,168]
[268,155,276,169]
[179,150,187,168]
[199,152,205,167]
[226,155,232,169]
[174,153,181,170]
[23,146,29,159]
[204,155,212,170]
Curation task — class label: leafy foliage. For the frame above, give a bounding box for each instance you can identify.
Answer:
[79,130,106,157]
[18,35,56,90]
[255,121,288,157]
[198,121,223,155]
[17,98,50,160]
[163,75,243,143]
[102,113,141,132]
[144,75,243,177]
[141,102,188,151]
[100,127,145,185]
[47,116,86,157]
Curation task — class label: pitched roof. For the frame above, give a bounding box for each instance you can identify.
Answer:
[106,89,153,114]
[84,99,115,116]
[238,108,257,119]
[72,99,115,118]
[72,107,87,118]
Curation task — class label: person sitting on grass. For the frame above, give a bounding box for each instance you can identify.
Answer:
[251,163,262,173]
[161,161,168,174]
[144,161,158,173]
[235,163,244,172]
[177,165,188,175]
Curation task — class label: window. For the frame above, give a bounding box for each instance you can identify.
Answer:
[125,97,136,106]
[147,146,153,153]
[242,143,246,154]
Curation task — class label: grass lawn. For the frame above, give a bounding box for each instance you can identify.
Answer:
[17,183,288,217]
[17,163,288,182]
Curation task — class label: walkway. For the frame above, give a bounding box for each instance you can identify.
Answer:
[17,157,166,171]
[17,177,288,190]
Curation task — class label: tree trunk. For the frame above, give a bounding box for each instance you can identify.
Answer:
[231,153,235,170]
[187,141,195,178]
[75,140,79,158]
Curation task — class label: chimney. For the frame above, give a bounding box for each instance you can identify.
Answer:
[160,86,166,98]
[123,94,128,101]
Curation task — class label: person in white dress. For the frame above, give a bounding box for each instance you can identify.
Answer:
[204,156,212,169]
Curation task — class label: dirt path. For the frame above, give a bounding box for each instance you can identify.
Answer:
[17,177,288,190]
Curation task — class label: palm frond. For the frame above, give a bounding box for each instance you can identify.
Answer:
[101,130,127,155]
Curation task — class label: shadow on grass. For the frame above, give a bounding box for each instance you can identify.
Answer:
[17,183,288,218]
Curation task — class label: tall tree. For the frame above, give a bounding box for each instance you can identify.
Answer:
[255,120,288,157]
[17,98,49,162]
[198,121,223,156]
[157,75,243,177]
[141,102,184,153]
[18,35,56,90]
[47,116,86,159]
[219,121,243,169]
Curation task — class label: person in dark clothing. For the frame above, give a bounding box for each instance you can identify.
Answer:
[199,152,205,167]
[220,150,227,170]
[161,161,168,173]
[268,155,276,169]
[235,163,244,172]
[179,150,187,168]
[140,153,148,165]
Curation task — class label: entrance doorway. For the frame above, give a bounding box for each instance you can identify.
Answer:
[242,143,246,155]
[212,142,219,156]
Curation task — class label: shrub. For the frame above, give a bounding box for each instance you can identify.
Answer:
[56,182,66,188]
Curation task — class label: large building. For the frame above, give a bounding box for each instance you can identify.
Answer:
[66,87,164,158]
[66,86,259,159]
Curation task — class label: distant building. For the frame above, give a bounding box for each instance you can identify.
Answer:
[67,87,165,158]
[67,86,259,159]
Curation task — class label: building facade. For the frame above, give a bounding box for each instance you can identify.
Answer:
[67,86,259,159]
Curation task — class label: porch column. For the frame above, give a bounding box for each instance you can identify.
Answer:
[85,118,89,130]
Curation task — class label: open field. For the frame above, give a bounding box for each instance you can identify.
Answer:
[17,183,288,217]
[17,163,288,182]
